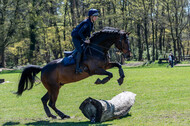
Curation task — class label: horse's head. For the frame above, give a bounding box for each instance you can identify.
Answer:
[115,31,131,57]
[89,27,131,58]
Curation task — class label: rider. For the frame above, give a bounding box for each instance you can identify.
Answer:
[71,9,99,74]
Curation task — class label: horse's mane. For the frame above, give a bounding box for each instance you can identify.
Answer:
[90,27,121,44]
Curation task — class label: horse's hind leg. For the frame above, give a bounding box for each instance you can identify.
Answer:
[41,92,56,119]
[48,86,70,119]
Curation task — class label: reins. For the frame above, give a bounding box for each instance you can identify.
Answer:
[89,43,110,50]
[84,44,105,56]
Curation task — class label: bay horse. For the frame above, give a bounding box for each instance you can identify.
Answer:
[16,27,131,119]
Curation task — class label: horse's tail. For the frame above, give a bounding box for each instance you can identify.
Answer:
[16,65,42,96]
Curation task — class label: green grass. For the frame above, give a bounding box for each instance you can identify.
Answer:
[0,70,22,74]
[0,66,190,126]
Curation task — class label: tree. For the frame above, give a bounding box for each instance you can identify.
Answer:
[142,0,150,61]
[164,0,189,61]
[0,0,20,67]
[1,0,190,67]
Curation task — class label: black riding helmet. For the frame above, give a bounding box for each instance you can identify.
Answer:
[88,9,99,17]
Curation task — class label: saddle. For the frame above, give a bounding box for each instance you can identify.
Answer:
[62,50,77,66]
[64,50,76,57]
[62,44,88,66]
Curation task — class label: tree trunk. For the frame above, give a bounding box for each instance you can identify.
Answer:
[107,2,111,26]
[28,0,38,64]
[151,0,155,61]
[29,23,37,63]
[63,1,68,41]
[75,0,80,20]
[142,0,150,61]
[120,54,125,64]
[174,0,181,62]
[79,91,136,122]
[155,20,158,60]
[54,22,63,58]
[131,36,136,59]
[121,0,125,30]
[155,1,159,60]
[0,0,6,68]
[137,23,143,61]
[98,6,103,29]
[0,0,19,67]
[112,1,117,28]
[51,39,59,59]
[159,26,163,54]
[70,0,77,27]
[144,16,150,60]
[162,28,165,48]
[167,2,177,59]
[0,47,6,67]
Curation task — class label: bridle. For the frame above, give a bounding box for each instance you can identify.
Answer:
[84,33,129,56]
[119,34,129,51]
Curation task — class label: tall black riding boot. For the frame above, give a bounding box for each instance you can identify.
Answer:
[76,52,83,74]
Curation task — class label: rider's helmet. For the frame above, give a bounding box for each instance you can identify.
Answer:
[88,9,99,17]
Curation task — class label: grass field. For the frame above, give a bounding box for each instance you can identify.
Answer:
[0,65,190,126]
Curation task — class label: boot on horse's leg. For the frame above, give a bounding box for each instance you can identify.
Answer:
[75,52,83,74]
[41,92,57,119]
[49,99,70,119]
[48,90,70,119]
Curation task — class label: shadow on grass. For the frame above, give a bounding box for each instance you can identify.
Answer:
[2,114,131,126]
[25,121,112,126]
[2,121,20,126]
[2,121,112,126]
[120,113,132,119]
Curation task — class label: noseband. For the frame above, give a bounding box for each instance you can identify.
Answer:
[119,34,130,52]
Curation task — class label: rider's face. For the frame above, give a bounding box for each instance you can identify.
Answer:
[92,16,98,22]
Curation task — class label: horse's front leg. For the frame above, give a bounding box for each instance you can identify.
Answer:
[105,63,125,85]
[94,68,113,84]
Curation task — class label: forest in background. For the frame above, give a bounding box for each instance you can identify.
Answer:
[0,0,189,67]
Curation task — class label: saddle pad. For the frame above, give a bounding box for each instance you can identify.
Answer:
[62,55,76,66]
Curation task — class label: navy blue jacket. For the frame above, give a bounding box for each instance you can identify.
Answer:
[71,18,94,41]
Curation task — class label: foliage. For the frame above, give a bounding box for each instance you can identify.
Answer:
[0,0,190,67]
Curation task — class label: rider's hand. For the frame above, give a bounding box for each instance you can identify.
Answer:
[84,40,90,44]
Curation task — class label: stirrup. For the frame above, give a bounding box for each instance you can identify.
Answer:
[76,68,83,74]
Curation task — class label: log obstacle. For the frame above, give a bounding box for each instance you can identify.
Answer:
[79,91,136,122]
[0,79,5,84]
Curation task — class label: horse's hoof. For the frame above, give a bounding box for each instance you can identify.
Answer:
[62,114,70,119]
[49,114,57,119]
[95,78,101,84]
[117,78,124,85]
[90,116,96,123]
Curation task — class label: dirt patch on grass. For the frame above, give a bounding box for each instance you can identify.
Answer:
[159,111,190,120]
[0,68,14,72]
[124,62,145,67]
[175,64,190,66]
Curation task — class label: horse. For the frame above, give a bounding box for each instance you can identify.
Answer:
[16,27,131,119]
